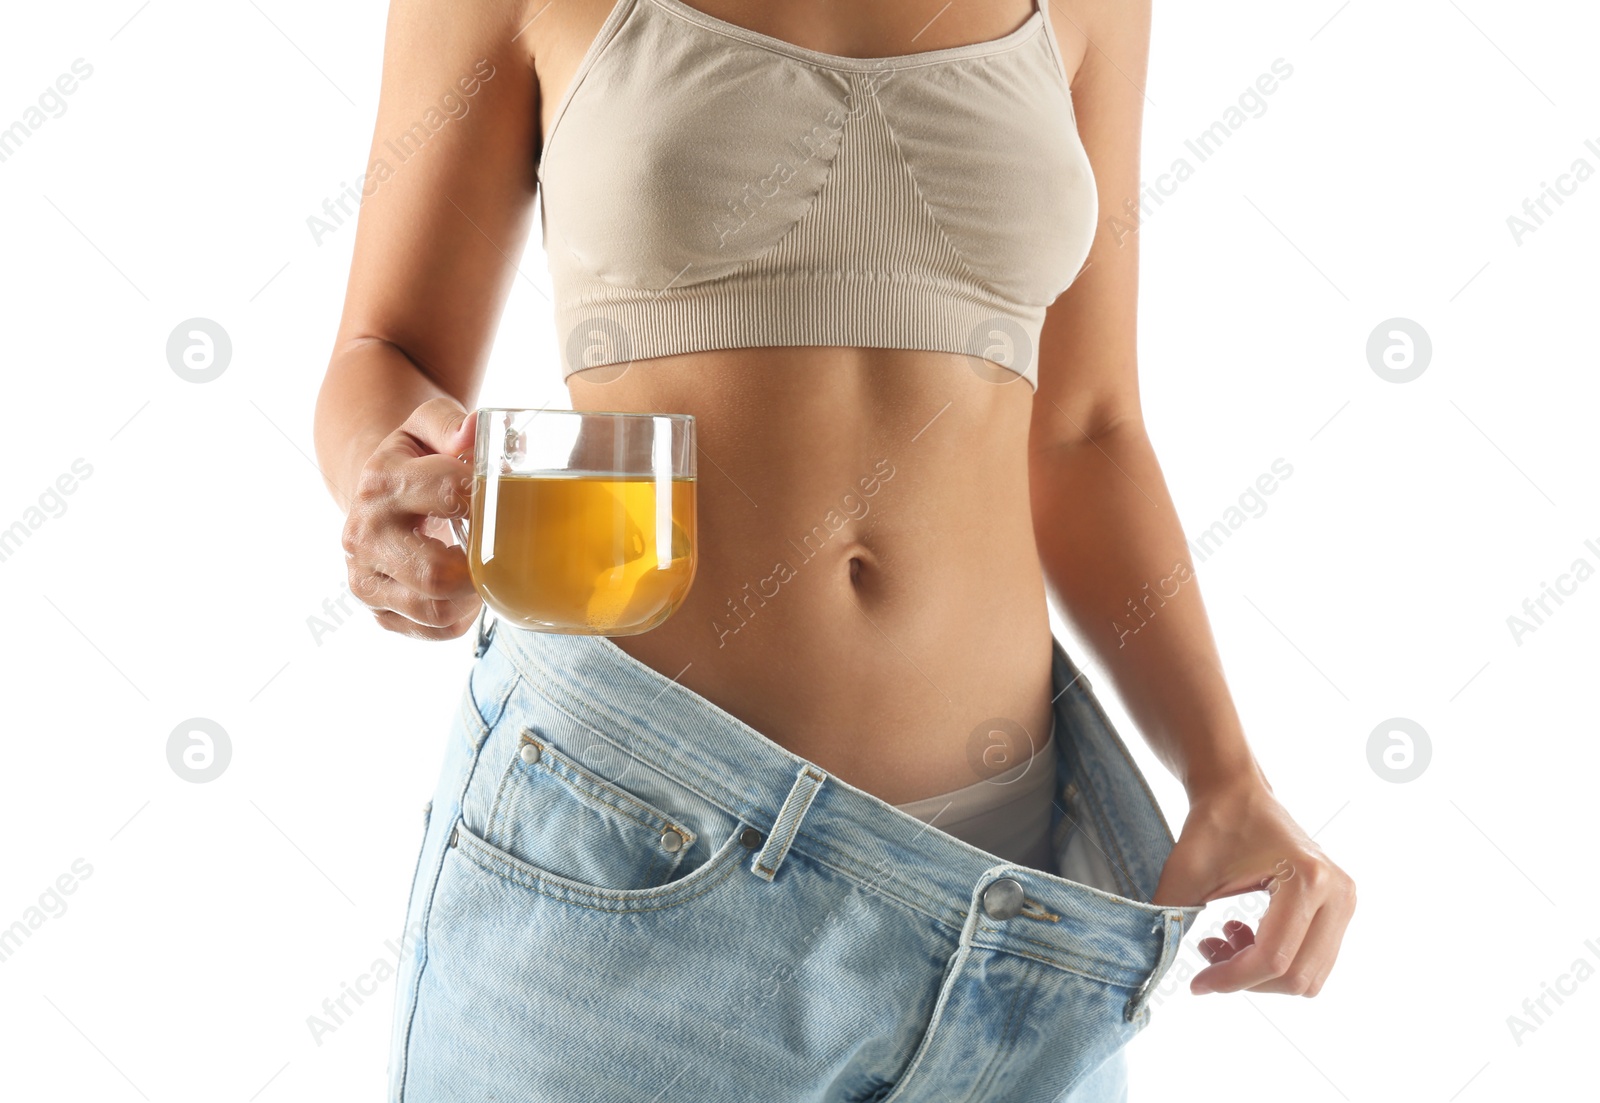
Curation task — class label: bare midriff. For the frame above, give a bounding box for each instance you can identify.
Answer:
[534,0,1075,805]
[567,345,1057,806]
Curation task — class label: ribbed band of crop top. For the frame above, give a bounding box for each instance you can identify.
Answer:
[535,0,1099,392]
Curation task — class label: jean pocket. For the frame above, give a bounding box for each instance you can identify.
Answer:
[447,812,753,914]
[478,726,708,893]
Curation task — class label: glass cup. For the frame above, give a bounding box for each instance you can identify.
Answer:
[449,408,697,635]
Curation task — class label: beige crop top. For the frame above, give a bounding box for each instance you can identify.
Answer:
[536,0,1097,392]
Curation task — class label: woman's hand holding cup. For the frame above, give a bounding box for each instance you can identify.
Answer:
[340,398,482,640]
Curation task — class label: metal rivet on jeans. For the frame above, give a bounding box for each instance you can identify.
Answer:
[740,827,764,849]
[519,741,541,765]
[982,877,1025,920]
[660,827,685,853]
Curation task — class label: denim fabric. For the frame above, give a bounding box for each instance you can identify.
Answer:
[388,615,1205,1102]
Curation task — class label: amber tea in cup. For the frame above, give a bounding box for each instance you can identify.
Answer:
[451,409,696,634]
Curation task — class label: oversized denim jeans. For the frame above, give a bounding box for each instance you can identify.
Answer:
[387,615,1205,1101]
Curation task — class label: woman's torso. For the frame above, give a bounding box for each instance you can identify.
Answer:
[526,0,1088,805]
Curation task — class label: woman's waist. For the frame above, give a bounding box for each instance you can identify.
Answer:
[557,348,1055,799]
[605,547,1059,803]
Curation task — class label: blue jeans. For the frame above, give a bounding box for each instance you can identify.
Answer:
[388,614,1204,1101]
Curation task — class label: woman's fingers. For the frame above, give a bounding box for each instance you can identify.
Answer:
[372,605,480,642]
[343,468,475,606]
[1191,855,1355,997]
[1191,864,1316,994]
[1264,876,1357,997]
[357,450,473,518]
[340,399,483,640]
[396,396,475,460]
[367,516,475,602]
[1197,919,1254,964]
[352,568,479,632]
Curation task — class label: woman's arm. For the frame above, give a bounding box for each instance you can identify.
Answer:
[1032,0,1260,798]
[312,0,541,638]
[1034,0,1355,998]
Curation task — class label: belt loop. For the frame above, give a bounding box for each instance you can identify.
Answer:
[751,763,827,882]
[473,605,498,659]
[1124,910,1186,1023]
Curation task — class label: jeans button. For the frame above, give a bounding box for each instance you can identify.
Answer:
[660,827,685,853]
[740,827,764,849]
[519,740,541,765]
[982,877,1025,920]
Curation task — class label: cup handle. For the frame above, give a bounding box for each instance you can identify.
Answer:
[449,440,474,551]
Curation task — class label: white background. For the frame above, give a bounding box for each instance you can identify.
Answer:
[1,0,1596,1100]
